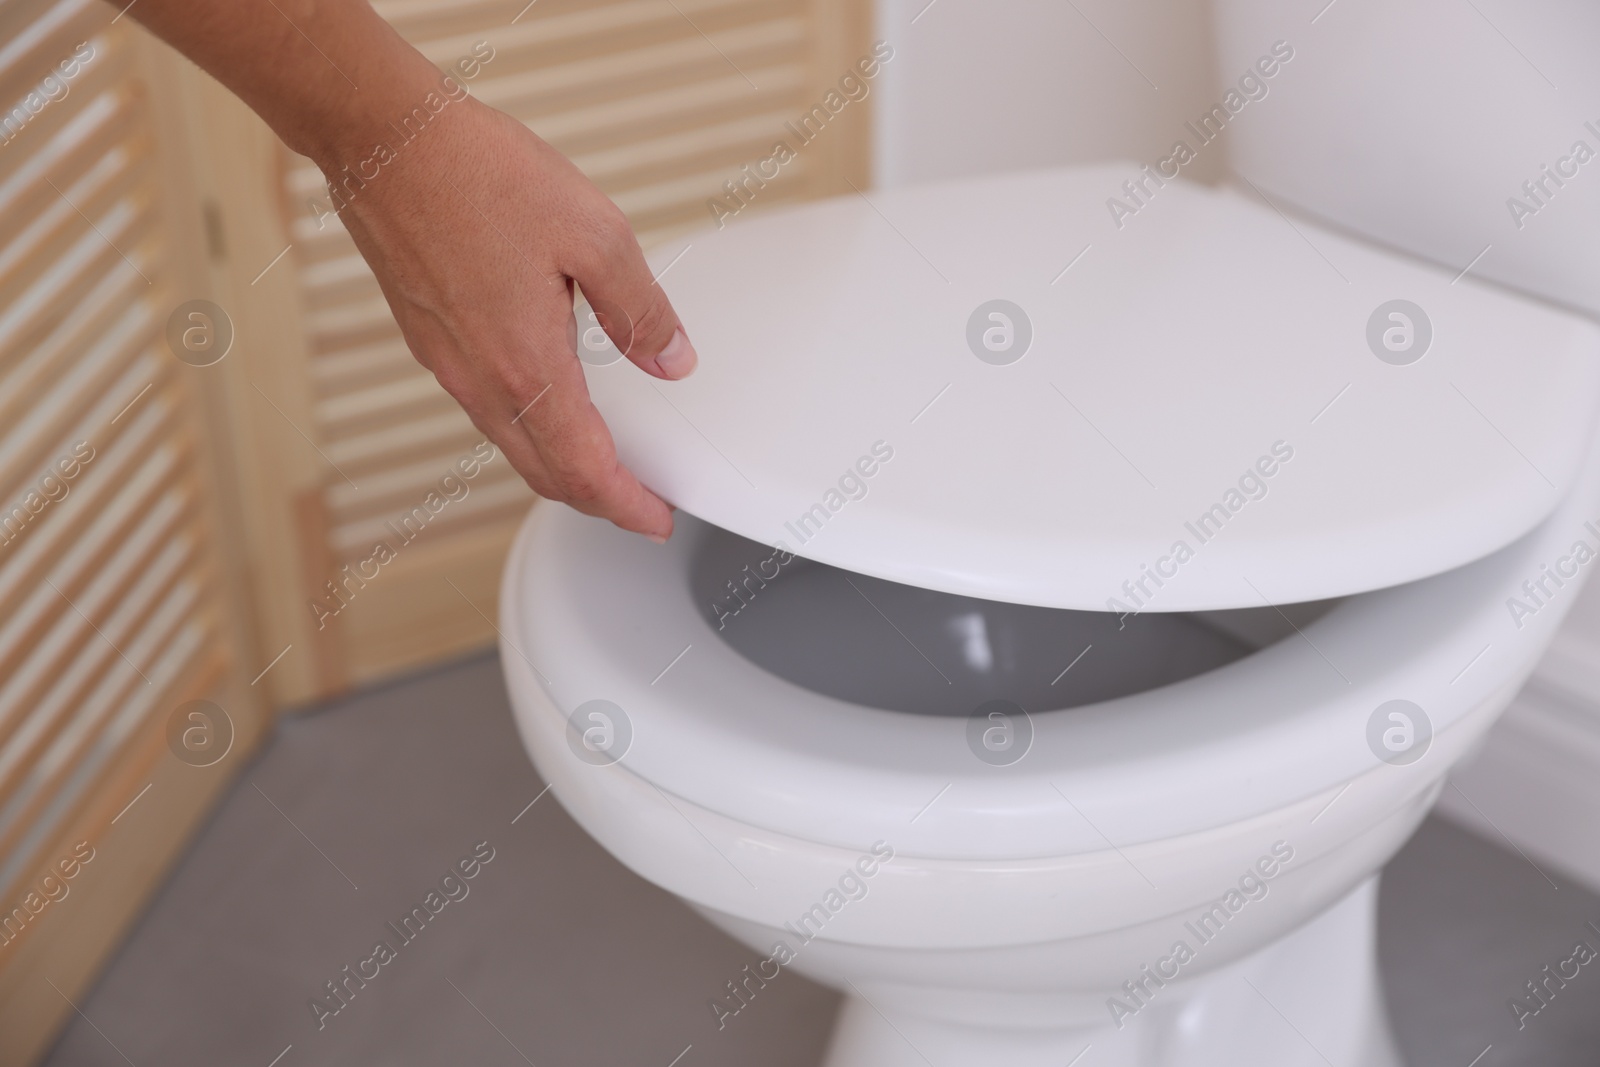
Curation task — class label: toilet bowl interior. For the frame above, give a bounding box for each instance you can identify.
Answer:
[692,519,1339,718]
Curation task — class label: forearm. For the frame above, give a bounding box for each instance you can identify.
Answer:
[120,0,440,165]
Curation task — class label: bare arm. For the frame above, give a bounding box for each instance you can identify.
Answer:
[124,0,697,540]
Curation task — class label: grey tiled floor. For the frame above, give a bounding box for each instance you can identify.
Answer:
[41,652,1600,1067]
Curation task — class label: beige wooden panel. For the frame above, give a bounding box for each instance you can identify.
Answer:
[0,649,264,1067]
[0,8,266,1063]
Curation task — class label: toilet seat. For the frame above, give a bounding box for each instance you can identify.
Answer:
[504,413,1600,862]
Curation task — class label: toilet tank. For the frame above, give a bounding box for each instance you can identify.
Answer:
[1211,0,1600,318]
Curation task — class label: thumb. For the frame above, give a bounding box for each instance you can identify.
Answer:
[574,228,698,381]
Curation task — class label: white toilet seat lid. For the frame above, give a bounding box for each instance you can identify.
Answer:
[586,165,1600,611]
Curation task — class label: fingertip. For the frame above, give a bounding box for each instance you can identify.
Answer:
[647,509,675,544]
[651,328,698,380]
[630,488,674,543]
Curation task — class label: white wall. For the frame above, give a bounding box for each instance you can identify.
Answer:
[1213,0,1600,319]
[872,0,1223,188]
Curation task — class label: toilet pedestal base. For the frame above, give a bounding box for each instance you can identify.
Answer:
[820,877,1403,1067]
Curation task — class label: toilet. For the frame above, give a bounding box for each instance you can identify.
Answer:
[498,162,1600,1065]
[498,12,1600,1064]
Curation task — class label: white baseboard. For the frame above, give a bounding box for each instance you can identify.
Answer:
[1435,629,1600,895]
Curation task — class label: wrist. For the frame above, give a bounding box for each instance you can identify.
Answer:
[304,87,510,235]
[275,48,447,169]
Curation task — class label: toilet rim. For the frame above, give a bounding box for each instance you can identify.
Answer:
[502,422,1600,860]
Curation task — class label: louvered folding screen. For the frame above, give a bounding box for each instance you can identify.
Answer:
[262,0,870,698]
[0,5,261,1061]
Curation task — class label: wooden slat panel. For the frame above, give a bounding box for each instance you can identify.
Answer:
[0,391,188,730]
[0,0,98,104]
[0,560,210,864]
[0,190,157,383]
[408,0,803,57]
[327,407,481,469]
[0,87,152,302]
[316,367,450,431]
[0,642,252,1067]
[0,226,145,414]
[0,71,137,244]
[0,9,262,1063]
[0,297,159,506]
[334,514,521,683]
[0,456,196,765]
[0,32,154,337]
[329,468,529,557]
[479,33,811,130]
[0,489,195,770]
[0,351,168,613]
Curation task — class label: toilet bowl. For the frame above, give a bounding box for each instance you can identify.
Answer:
[499,162,1600,1066]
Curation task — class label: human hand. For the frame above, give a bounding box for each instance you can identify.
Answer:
[120,0,695,541]
[322,98,696,541]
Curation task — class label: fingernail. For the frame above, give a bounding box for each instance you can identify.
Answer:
[646,532,668,544]
[653,328,698,379]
